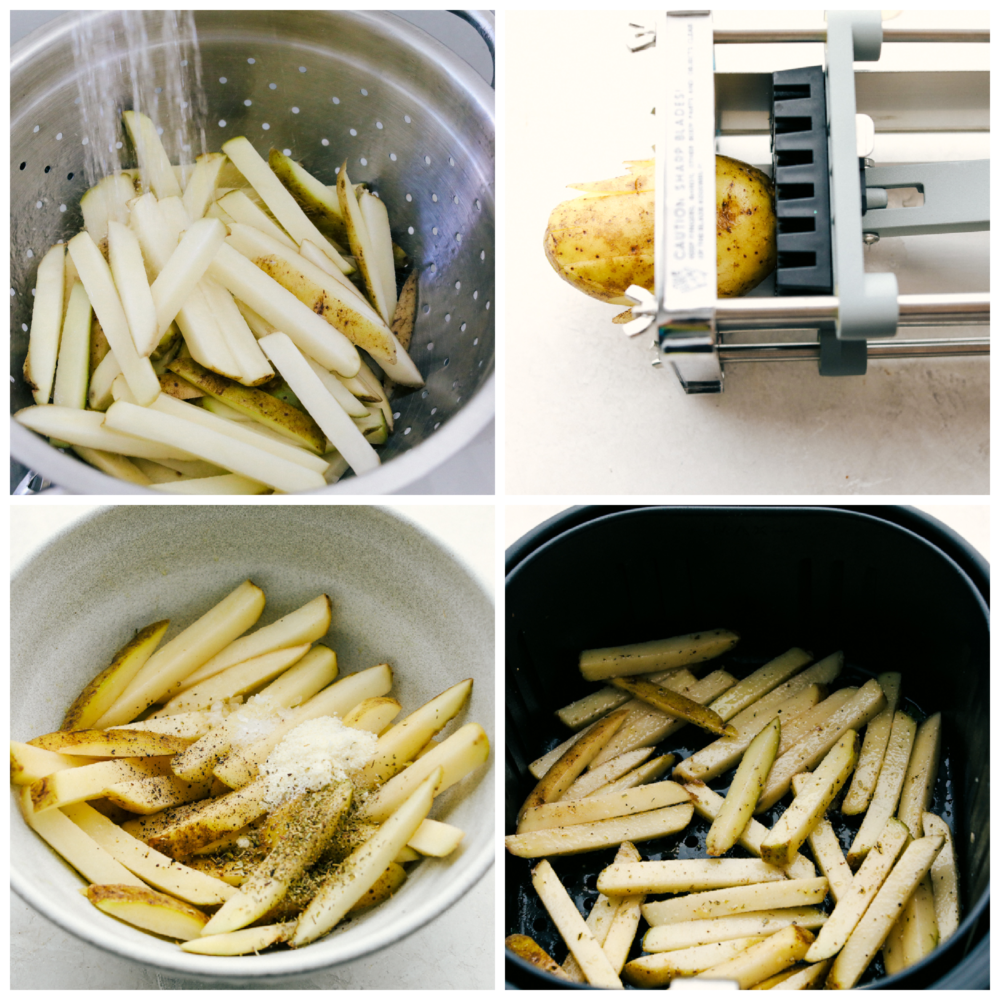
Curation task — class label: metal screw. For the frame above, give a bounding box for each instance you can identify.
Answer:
[863,232,880,247]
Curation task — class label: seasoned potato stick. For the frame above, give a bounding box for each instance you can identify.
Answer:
[561,747,654,801]
[580,629,739,682]
[643,908,827,952]
[181,922,291,955]
[11,742,89,785]
[602,887,644,974]
[516,708,629,823]
[898,873,939,968]
[775,688,857,756]
[597,754,675,796]
[896,713,942,838]
[768,959,831,989]
[530,859,623,989]
[506,935,571,981]
[103,774,213,814]
[407,817,464,857]
[841,672,902,815]
[609,677,735,736]
[31,757,173,812]
[707,716,780,857]
[555,667,688,731]
[341,696,401,734]
[922,812,960,942]
[29,729,193,757]
[761,729,859,869]
[598,858,786,896]
[694,924,815,988]
[792,787,853,903]
[705,648,813,722]
[87,883,209,941]
[518,781,690,833]
[505,802,693,858]
[642,878,829,926]
[624,937,769,987]
[846,712,916,869]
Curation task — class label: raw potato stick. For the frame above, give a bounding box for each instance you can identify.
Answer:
[505,935,572,981]
[705,647,813,723]
[642,908,828,952]
[898,873,939,968]
[516,781,690,832]
[769,959,831,989]
[580,628,739,682]
[52,282,93,409]
[790,779,853,903]
[597,754,675,796]
[641,877,829,926]
[608,676,736,736]
[24,243,66,404]
[842,672,902,815]
[694,923,815,988]
[561,748,654,800]
[530,859,624,989]
[896,713,942,838]
[922,812,960,942]
[623,936,770,987]
[597,858,787,896]
[774,687,857,756]
[107,221,158,356]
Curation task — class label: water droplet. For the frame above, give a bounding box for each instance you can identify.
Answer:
[291,107,300,115]
[299,66,307,73]
[248,57,256,64]
[360,157,367,166]
[321,138,329,147]
[332,96,340,105]
[219,77,227,84]
[262,123,270,130]
[56,133,63,140]
[218,119,227,128]
[404,115,411,124]
[376,121,383,129]
[407,226,414,235]
[350,128,357,137]
[424,155,431,165]
[244,99,252,107]
[269,82,277,90]
[361,88,368,96]
[390,152,397,161]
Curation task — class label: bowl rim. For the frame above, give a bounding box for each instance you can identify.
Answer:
[11,504,495,979]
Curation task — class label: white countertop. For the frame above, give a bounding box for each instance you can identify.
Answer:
[10,504,495,990]
[506,10,988,495]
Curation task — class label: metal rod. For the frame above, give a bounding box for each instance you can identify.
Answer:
[713,28,989,44]
[719,338,989,363]
[714,293,989,331]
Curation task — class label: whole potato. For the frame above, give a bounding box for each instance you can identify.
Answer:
[544,154,776,304]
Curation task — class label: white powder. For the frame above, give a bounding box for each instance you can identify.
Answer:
[228,694,293,748]
[262,716,378,808]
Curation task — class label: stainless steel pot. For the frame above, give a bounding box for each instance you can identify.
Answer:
[10,10,495,494]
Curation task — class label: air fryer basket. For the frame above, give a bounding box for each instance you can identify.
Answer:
[506,506,989,989]
[10,10,495,494]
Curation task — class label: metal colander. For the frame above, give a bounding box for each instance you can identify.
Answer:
[10,10,495,494]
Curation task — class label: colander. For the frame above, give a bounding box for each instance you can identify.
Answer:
[10,10,495,495]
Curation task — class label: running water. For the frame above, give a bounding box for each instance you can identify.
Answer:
[70,10,207,191]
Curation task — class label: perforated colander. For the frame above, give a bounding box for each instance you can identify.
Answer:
[10,10,495,494]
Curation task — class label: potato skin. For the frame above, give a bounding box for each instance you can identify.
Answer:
[544,154,776,303]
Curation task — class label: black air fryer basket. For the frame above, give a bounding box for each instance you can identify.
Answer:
[505,505,989,989]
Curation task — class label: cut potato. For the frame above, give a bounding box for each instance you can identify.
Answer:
[506,935,571,980]
[608,676,736,737]
[561,748,654,801]
[642,877,829,927]
[87,883,209,940]
[896,713,942,838]
[842,672,902,815]
[624,936,769,987]
[52,281,94,409]
[407,817,464,857]
[529,859,624,989]
[775,688,858,757]
[337,162,391,323]
[30,756,172,812]
[123,111,182,198]
[517,781,691,833]
[642,908,828,953]
[922,812,960,943]
[23,242,67,404]
[705,648,813,723]
[694,924,815,988]
[794,793,853,903]
[761,728,859,869]
[598,754,675,796]
[846,711,916,869]
[10,742,88,785]
[826,835,945,989]
[580,629,739,682]
[597,858,786,896]
[107,221,158,356]
[103,773,214,814]
[805,817,910,962]
[181,922,290,955]
[341,695,402,735]
[602,885,645,974]
[898,873,939,968]
[554,666,688,732]
[505,802,693,858]
[29,729,192,758]
[707,716,780,857]
[769,958,831,989]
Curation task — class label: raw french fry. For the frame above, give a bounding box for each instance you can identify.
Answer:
[64,802,235,904]
[898,874,939,968]
[826,835,945,989]
[390,270,418,352]
[52,281,93,409]
[538,670,697,774]
[338,162,392,323]
[348,860,408,913]
[93,580,266,729]
[750,967,802,989]
[642,909,828,953]
[107,221,158,356]
[555,666,690,731]
[407,817,464,857]
[61,619,170,731]
[641,877,829,927]
[292,769,441,947]
[580,629,739,682]
[608,676,736,736]
[694,924,815,988]
[794,789,853,903]
[673,653,845,782]
[805,817,910,962]
[109,712,217,739]
[123,111,182,198]
[505,802,693,858]
[218,189,298,249]
[24,242,66,404]
[598,858,787,896]
[707,716,780,857]
[896,713,942,838]
[506,935,571,981]
[591,669,739,768]
[155,643,312,715]
[10,742,88,784]
[87,883,209,941]
[103,774,213,814]
[842,672,902,815]
[360,678,473,785]
[761,729,859,868]
[198,279,275,386]
[561,748,654,800]
[598,754,675,796]
[517,781,691,833]
[73,446,150,485]
[922,812,960,942]
[683,781,816,881]
[182,151,228,220]
[775,688,858,757]
[358,190,398,320]
[757,678,886,813]
[30,757,172,812]
[17,787,146,888]
[103,401,327,494]
[362,722,489,823]
[883,912,906,975]
[602,884,645,974]
[181,922,291,955]
[846,712,916,869]
[29,729,192,757]
[516,708,629,824]
[529,859,624,989]
[705,648,814,723]
[768,959,831,989]
[342,696,401,735]
[623,937,770,987]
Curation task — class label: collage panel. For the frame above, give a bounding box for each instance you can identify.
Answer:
[11,503,495,988]
[503,504,988,989]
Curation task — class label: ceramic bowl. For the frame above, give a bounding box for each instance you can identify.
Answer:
[11,505,494,981]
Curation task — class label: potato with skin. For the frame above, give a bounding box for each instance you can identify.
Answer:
[506,934,571,980]
[87,883,209,941]
[544,155,776,304]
